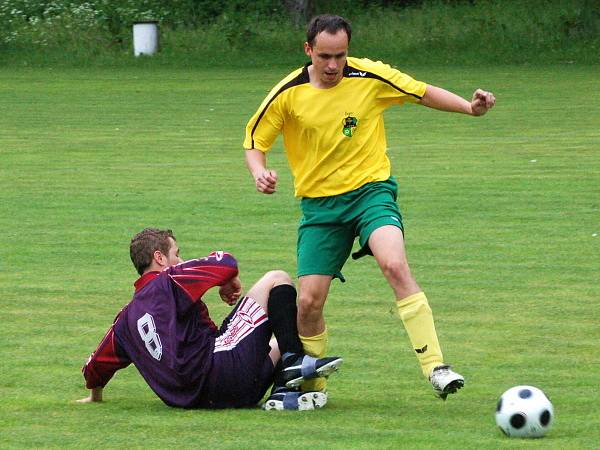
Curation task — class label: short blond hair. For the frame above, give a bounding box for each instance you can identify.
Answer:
[130,228,176,275]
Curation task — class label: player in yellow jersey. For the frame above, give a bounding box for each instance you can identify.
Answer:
[244,14,495,400]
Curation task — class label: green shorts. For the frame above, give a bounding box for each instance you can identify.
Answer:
[297,177,404,282]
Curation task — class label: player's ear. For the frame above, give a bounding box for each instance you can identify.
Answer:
[304,42,312,57]
[153,250,166,267]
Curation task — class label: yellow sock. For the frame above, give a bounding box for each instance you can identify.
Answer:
[396,292,444,378]
[299,329,328,392]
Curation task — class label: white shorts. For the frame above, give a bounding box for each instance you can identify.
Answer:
[213,296,268,353]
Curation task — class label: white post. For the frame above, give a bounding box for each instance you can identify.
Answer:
[133,21,159,56]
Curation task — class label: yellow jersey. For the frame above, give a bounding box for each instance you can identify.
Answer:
[244,57,426,198]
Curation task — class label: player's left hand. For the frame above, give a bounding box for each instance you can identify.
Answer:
[219,276,242,305]
[76,387,103,403]
[471,89,496,116]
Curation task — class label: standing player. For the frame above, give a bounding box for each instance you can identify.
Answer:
[78,228,342,410]
[244,14,495,398]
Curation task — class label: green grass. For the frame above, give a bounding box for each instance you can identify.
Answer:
[2,0,599,67]
[1,63,598,449]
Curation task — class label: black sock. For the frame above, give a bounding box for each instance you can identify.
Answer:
[267,284,304,357]
[271,359,287,391]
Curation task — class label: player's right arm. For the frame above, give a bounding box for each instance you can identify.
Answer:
[243,70,297,195]
[218,275,242,305]
[169,252,240,302]
[245,149,278,194]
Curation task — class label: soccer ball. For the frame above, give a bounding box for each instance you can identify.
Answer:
[495,385,554,438]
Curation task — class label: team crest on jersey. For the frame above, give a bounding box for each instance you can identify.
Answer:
[342,116,358,137]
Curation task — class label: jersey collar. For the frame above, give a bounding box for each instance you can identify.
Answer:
[302,61,351,78]
[134,271,160,292]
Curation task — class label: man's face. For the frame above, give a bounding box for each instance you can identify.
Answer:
[304,29,348,88]
[163,237,183,267]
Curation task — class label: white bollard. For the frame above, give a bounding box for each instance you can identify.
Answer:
[133,21,159,56]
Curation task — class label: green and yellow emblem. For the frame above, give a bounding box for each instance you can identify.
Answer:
[342,116,358,137]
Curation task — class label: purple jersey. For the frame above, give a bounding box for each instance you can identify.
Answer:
[112,252,238,408]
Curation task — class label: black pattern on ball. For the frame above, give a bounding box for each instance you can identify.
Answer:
[540,409,551,426]
[510,413,526,429]
[518,388,532,399]
[496,398,503,412]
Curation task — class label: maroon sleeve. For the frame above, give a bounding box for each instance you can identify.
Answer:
[167,251,239,302]
[82,320,131,389]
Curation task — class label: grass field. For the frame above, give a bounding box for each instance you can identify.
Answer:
[1,63,598,449]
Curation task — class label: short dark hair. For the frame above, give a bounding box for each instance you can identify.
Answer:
[306,14,352,47]
[130,228,176,275]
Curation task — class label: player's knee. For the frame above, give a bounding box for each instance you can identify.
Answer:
[264,270,293,288]
[380,258,413,285]
[298,291,326,318]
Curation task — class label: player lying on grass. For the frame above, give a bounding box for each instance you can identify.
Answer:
[78,228,342,410]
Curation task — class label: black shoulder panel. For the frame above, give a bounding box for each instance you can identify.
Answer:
[344,64,422,100]
[250,65,311,147]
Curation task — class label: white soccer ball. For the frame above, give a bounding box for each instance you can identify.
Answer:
[495,385,554,438]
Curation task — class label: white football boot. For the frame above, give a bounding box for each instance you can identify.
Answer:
[262,388,328,411]
[429,365,464,400]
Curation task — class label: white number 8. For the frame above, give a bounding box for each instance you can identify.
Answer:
[137,313,162,361]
